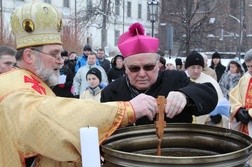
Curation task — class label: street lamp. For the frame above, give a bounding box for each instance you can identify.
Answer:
[147,0,159,37]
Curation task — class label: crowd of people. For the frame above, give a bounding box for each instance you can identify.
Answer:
[54,42,247,130]
[0,1,252,166]
[48,40,243,129]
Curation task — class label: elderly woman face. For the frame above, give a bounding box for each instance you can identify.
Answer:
[124,53,159,90]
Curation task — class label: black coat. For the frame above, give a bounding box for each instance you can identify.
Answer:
[210,63,226,82]
[99,58,111,74]
[52,60,75,98]
[107,67,125,83]
[101,70,218,125]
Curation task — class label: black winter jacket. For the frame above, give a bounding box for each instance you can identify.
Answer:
[101,70,218,125]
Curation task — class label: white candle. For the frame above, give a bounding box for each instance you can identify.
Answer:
[80,127,101,167]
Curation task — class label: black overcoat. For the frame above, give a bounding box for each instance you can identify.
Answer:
[101,70,218,125]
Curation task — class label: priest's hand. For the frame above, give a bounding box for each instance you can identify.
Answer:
[165,91,187,118]
[129,93,157,121]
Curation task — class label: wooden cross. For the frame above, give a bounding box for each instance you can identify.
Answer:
[155,96,166,156]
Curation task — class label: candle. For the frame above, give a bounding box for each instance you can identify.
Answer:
[80,127,101,167]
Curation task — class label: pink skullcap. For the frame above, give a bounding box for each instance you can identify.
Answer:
[118,22,159,58]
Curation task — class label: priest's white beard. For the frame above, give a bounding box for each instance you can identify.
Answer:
[34,57,60,87]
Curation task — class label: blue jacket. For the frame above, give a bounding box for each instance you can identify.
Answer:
[75,54,100,73]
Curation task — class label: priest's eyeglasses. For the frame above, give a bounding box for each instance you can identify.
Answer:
[31,48,62,61]
[127,64,156,73]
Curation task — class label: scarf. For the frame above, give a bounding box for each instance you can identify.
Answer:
[88,86,102,96]
[125,77,150,98]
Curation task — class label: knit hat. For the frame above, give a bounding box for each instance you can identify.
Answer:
[185,51,204,69]
[212,52,221,59]
[83,44,92,51]
[118,22,159,58]
[86,68,102,82]
[61,50,68,57]
[10,2,62,49]
[175,58,182,66]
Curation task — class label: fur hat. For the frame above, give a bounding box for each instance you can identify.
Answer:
[118,22,159,58]
[185,51,204,69]
[10,2,62,49]
[86,68,101,82]
[212,52,221,59]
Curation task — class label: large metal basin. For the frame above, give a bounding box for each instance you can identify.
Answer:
[101,123,252,167]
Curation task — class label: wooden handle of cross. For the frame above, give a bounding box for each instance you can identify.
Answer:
[155,96,166,156]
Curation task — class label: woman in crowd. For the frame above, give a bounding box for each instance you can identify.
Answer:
[107,54,125,83]
[219,59,245,99]
[209,52,226,82]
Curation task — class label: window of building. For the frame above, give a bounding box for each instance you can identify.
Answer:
[115,0,120,16]
[114,30,120,46]
[127,1,131,17]
[138,4,142,19]
[63,0,70,7]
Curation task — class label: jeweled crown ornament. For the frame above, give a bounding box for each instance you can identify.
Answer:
[11,2,63,49]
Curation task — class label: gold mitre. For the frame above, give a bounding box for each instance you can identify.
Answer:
[10,2,63,49]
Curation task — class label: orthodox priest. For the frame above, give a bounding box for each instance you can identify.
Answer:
[230,48,252,137]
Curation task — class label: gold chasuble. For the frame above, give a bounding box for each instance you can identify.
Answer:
[230,72,252,136]
[241,77,252,134]
[0,69,134,167]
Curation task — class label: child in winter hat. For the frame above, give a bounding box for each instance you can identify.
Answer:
[79,68,103,101]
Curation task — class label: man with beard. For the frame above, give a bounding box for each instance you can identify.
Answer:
[0,2,158,166]
[101,22,218,125]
